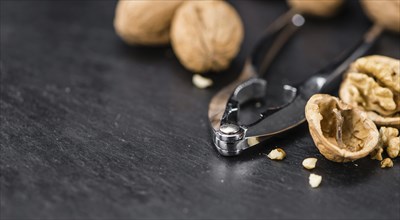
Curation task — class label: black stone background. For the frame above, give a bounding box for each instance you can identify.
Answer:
[1,0,399,219]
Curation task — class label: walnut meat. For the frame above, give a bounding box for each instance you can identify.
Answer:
[339,56,400,127]
[114,0,183,45]
[360,0,400,33]
[287,0,344,17]
[170,0,244,73]
[379,127,400,158]
[305,94,379,162]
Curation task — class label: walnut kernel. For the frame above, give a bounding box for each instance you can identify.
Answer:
[380,158,394,168]
[309,173,322,188]
[370,147,383,161]
[379,127,399,146]
[339,56,400,127]
[267,148,286,160]
[302,158,318,170]
[192,74,213,89]
[387,137,400,158]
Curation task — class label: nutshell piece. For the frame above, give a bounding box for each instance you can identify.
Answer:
[305,94,380,162]
[360,0,400,33]
[171,0,244,73]
[340,56,400,127]
[302,158,318,170]
[380,158,394,169]
[114,0,183,45]
[309,173,322,188]
[267,148,286,160]
[287,0,343,17]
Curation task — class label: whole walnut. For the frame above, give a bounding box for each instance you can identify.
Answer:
[360,0,400,33]
[114,0,183,45]
[339,56,400,127]
[170,0,244,73]
[287,0,344,17]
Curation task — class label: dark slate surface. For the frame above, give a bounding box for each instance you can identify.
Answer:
[1,1,399,219]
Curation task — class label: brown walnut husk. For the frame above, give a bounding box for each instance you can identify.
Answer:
[170,0,244,73]
[287,0,344,17]
[360,0,400,33]
[114,0,183,45]
[339,55,400,127]
[305,94,379,162]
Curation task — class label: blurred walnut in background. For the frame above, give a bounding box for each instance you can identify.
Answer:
[170,0,244,73]
[287,0,344,17]
[114,0,244,75]
[114,0,183,45]
[360,0,400,33]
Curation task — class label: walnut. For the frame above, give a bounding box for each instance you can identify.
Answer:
[302,158,318,170]
[365,111,400,128]
[309,173,322,188]
[370,147,383,161]
[287,0,343,17]
[305,94,380,162]
[267,148,286,160]
[379,127,400,158]
[380,158,394,169]
[339,56,400,127]
[387,137,400,158]
[114,0,183,45]
[170,0,244,73]
[379,127,399,146]
[360,0,400,33]
[340,73,397,115]
[351,56,400,93]
[192,74,213,89]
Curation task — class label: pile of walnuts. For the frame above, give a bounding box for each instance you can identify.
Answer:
[114,0,244,75]
[306,55,400,167]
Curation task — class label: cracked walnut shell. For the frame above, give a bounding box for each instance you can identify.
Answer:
[170,0,244,73]
[287,0,343,17]
[305,94,379,162]
[114,0,183,45]
[339,56,400,127]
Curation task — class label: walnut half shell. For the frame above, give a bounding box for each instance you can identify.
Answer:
[305,94,379,162]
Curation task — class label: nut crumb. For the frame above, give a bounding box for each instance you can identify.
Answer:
[302,158,318,170]
[370,147,384,161]
[387,137,400,158]
[247,137,260,146]
[267,148,286,160]
[309,173,322,188]
[380,127,399,146]
[192,74,213,89]
[380,158,394,168]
